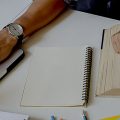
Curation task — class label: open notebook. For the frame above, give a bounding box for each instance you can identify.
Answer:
[96,24,120,96]
[21,47,92,107]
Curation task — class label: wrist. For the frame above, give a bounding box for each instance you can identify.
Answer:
[3,23,24,48]
[0,29,18,47]
[14,15,31,37]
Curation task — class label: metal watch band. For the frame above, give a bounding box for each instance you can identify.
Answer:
[3,23,24,47]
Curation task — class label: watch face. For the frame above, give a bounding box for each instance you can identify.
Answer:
[8,23,23,36]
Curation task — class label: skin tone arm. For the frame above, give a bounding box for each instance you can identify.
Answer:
[0,0,65,62]
[0,0,120,63]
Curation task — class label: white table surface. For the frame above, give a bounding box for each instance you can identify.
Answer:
[0,0,120,120]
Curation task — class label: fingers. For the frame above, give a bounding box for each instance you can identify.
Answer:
[111,32,120,53]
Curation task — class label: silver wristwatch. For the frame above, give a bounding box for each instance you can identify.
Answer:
[4,23,24,45]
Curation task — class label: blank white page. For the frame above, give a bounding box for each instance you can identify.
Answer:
[0,111,29,120]
[21,47,87,107]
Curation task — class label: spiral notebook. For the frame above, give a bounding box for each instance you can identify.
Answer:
[21,47,92,107]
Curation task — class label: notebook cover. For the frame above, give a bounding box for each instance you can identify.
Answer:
[0,49,25,80]
[21,47,92,107]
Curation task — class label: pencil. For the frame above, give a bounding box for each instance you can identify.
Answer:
[60,118,63,120]
[50,115,55,120]
[82,110,88,120]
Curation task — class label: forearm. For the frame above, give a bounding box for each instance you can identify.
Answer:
[0,0,65,62]
[14,0,65,37]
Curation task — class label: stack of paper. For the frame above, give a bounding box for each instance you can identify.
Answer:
[0,111,29,120]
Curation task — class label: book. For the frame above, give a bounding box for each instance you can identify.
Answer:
[96,24,120,96]
[0,49,25,80]
[0,111,29,120]
[21,46,92,107]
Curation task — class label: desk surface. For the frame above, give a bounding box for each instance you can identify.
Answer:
[0,0,120,120]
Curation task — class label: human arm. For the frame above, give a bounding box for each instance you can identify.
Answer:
[0,0,65,62]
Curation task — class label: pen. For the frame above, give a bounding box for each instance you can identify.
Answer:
[82,110,88,120]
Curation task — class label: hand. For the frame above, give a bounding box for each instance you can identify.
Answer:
[0,29,17,63]
[111,31,120,53]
